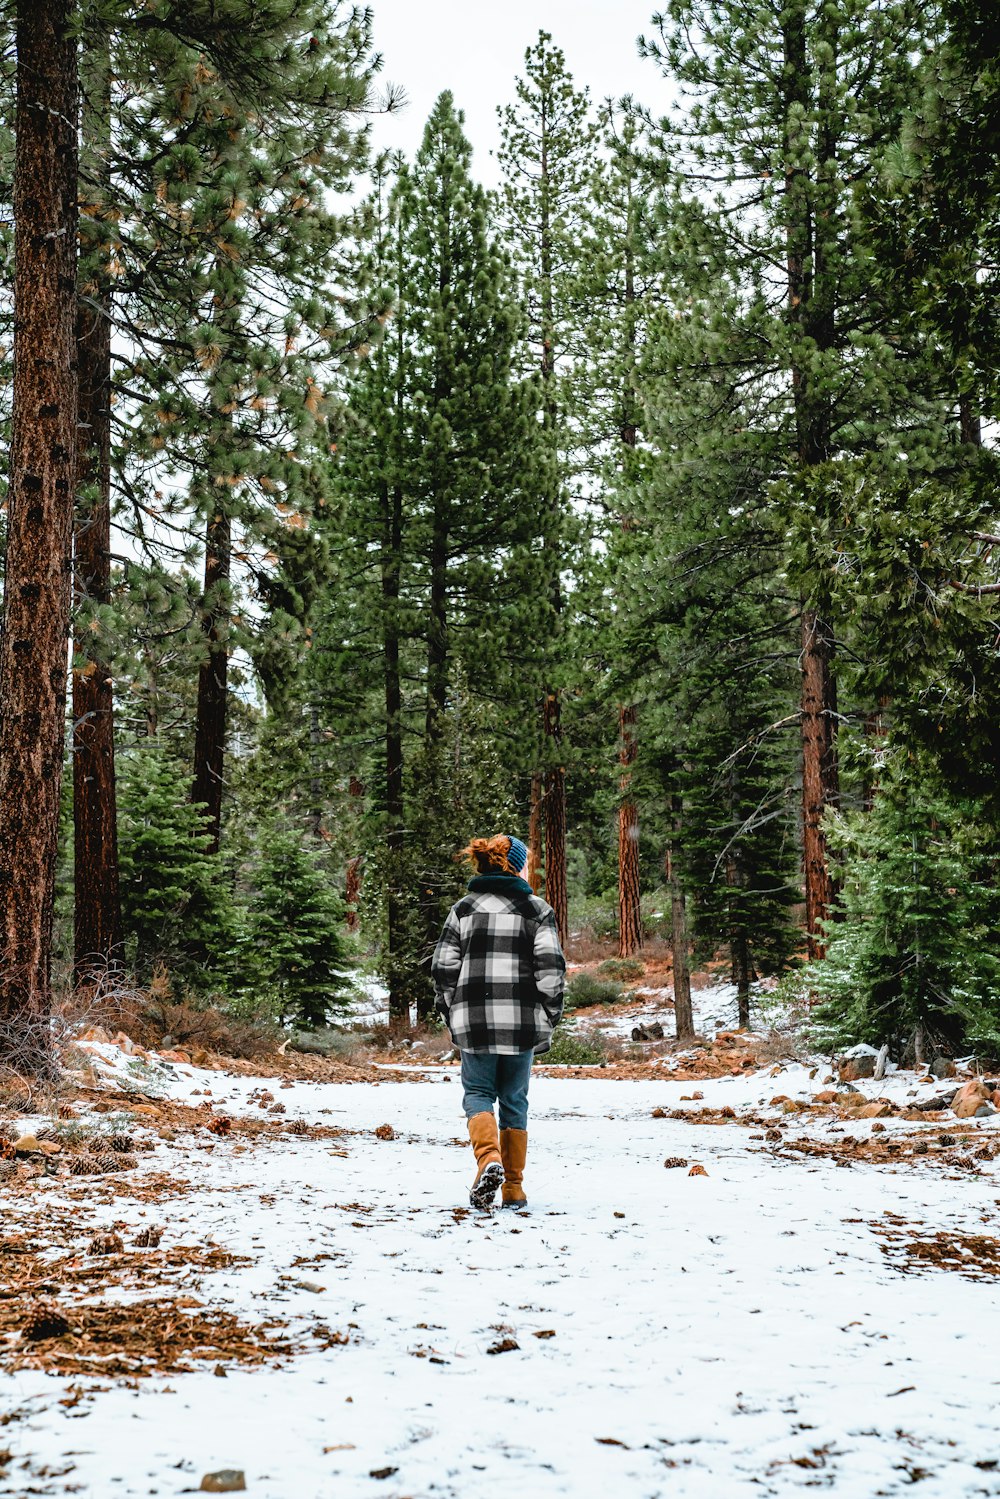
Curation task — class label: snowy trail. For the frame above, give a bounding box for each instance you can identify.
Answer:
[4,1067,1000,1498]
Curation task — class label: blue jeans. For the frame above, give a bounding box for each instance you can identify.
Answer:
[461,1051,533,1131]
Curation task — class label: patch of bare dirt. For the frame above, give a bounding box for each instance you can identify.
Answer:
[873,1218,1000,1280]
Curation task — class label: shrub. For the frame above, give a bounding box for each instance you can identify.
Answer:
[567,893,618,943]
[239,826,352,1029]
[543,1024,609,1065]
[598,957,646,982]
[807,765,1000,1056]
[564,971,624,1010]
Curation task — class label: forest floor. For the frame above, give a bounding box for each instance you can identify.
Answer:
[3,981,1000,1498]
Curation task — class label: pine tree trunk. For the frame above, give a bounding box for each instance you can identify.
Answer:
[0,0,79,1071]
[615,175,642,959]
[783,1,840,959]
[73,28,123,988]
[527,768,542,894]
[191,509,231,854]
[345,856,362,932]
[667,800,694,1042]
[381,480,408,1028]
[543,692,568,947]
[732,929,752,1030]
[307,703,324,840]
[800,608,837,957]
[617,703,642,957]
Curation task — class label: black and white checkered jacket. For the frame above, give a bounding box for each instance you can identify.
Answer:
[431,874,566,1055]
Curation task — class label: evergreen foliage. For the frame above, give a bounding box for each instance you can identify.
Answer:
[117,745,234,984]
[240,826,350,1028]
[809,757,1000,1055]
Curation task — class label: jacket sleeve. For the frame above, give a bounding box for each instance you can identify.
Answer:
[431,907,463,1017]
[533,910,566,1024]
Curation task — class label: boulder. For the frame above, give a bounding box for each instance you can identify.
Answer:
[857,1101,893,1119]
[812,1090,839,1104]
[200,1474,246,1494]
[952,1078,992,1118]
[837,1045,879,1083]
[13,1135,60,1157]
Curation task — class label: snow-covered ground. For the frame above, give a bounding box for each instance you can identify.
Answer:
[5,1060,1000,1498]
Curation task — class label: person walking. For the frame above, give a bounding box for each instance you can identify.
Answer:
[432,834,566,1210]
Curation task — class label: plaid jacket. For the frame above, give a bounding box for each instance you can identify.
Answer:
[431,874,566,1055]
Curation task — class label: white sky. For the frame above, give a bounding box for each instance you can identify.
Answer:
[366,0,666,185]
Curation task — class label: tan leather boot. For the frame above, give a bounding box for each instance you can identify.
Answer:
[467,1112,504,1208]
[500,1128,528,1209]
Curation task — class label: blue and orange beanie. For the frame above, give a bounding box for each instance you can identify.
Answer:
[459,834,529,876]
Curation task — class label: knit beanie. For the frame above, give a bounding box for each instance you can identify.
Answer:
[505,836,528,874]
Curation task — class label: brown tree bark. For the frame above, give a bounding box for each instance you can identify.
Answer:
[191,509,231,854]
[615,166,642,960]
[617,703,642,957]
[345,856,362,932]
[526,769,542,895]
[666,804,694,1042]
[73,28,123,988]
[543,692,568,947]
[0,0,79,1071]
[731,929,752,1030]
[381,479,409,1028]
[783,4,840,959]
[800,608,838,957]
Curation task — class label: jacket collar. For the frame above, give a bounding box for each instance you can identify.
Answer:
[468,873,534,896]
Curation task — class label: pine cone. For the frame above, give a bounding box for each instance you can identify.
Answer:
[57,1104,77,1119]
[288,1119,308,1135]
[88,1135,113,1154]
[69,1156,101,1176]
[0,1124,17,1143]
[35,1123,58,1142]
[268,1102,286,1115]
[22,1303,70,1342]
[375,1123,396,1141]
[207,1116,232,1137]
[98,1152,138,1173]
[133,1225,162,1248]
[107,1133,135,1153]
[87,1231,124,1256]
[0,1159,18,1181]
[0,1139,15,1161]
[257,1091,275,1108]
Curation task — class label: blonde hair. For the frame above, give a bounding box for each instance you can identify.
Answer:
[457,834,516,875]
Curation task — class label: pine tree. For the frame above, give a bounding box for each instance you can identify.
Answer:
[0,0,79,1070]
[242,827,350,1029]
[498,34,597,946]
[116,744,234,985]
[639,0,933,956]
[579,105,662,957]
[810,754,1000,1058]
[325,99,546,1020]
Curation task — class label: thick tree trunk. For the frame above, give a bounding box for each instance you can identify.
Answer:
[666,800,694,1042]
[543,692,568,947]
[617,703,642,957]
[526,768,542,894]
[191,509,231,854]
[800,608,838,957]
[381,481,409,1028]
[783,1,840,960]
[73,30,123,988]
[416,495,449,1022]
[345,856,362,933]
[0,0,79,1071]
[732,929,752,1030]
